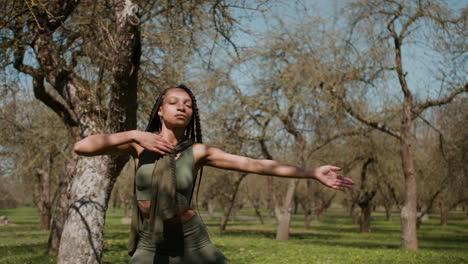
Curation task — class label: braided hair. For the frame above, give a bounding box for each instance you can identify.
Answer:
[145,84,204,207]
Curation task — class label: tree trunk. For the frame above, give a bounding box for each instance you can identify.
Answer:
[439,203,449,226]
[207,200,215,219]
[266,179,275,225]
[48,164,73,256]
[313,209,322,222]
[359,202,372,233]
[384,203,392,221]
[219,174,246,231]
[123,200,129,218]
[303,180,315,228]
[57,153,127,263]
[34,168,52,230]
[293,194,299,214]
[275,179,298,240]
[56,1,140,262]
[303,209,312,229]
[399,131,418,251]
[253,204,264,225]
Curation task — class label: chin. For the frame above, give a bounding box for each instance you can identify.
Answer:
[168,121,189,129]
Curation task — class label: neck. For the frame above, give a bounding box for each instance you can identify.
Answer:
[159,126,185,145]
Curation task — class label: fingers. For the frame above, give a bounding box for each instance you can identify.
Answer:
[331,176,354,191]
[329,166,342,171]
[338,175,354,184]
[155,143,174,153]
[152,135,175,153]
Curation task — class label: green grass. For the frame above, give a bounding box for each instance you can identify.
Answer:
[1,207,467,264]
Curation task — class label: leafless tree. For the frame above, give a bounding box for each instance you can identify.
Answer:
[327,0,467,251]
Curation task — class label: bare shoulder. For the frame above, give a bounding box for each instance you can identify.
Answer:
[192,143,209,164]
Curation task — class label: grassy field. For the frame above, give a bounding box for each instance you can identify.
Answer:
[0,207,467,264]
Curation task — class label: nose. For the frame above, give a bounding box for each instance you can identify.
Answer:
[176,102,185,111]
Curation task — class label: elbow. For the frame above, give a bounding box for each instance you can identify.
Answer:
[73,141,83,155]
[73,141,89,156]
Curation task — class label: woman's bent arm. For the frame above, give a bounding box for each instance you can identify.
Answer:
[73,130,140,157]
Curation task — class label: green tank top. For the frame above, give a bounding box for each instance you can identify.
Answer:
[135,146,194,204]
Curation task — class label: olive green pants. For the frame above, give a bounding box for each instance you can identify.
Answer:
[128,215,229,264]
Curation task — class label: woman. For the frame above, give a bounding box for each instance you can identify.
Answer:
[73,84,354,263]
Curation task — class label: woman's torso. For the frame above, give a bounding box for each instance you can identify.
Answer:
[134,146,197,223]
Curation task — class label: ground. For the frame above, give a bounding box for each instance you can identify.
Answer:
[0,207,466,264]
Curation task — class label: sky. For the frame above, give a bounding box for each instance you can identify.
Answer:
[225,0,467,107]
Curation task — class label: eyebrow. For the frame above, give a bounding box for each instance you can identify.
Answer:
[166,96,192,102]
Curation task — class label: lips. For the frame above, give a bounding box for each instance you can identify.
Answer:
[175,114,186,119]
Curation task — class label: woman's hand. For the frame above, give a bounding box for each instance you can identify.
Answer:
[313,165,354,191]
[134,131,175,155]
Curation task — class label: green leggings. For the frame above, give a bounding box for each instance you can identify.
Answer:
[128,215,229,264]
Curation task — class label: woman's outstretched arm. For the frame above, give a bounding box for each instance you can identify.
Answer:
[73,130,174,157]
[194,144,354,191]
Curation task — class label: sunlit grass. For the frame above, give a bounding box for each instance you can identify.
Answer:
[1,207,467,263]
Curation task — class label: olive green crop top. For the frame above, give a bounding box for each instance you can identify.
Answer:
[135,146,195,204]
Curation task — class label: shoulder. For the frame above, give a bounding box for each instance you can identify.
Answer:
[191,143,222,165]
[192,143,209,161]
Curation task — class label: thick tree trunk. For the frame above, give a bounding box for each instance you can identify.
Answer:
[57,1,140,262]
[11,0,139,261]
[275,179,298,240]
[57,154,127,263]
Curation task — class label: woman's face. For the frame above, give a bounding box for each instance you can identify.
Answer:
[158,88,193,129]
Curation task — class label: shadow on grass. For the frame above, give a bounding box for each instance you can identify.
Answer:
[0,242,48,256]
[210,228,343,241]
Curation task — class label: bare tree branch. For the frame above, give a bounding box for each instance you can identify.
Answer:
[413,84,468,120]
[329,86,401,139]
